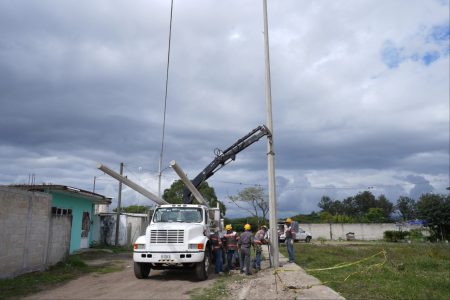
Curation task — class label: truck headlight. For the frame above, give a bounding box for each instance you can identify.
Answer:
[188,243,204,250]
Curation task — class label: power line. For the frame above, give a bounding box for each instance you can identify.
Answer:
[158,0,174,197]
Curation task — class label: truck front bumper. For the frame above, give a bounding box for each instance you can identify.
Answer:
[133,251,205,264]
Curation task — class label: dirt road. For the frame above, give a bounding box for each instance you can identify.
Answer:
[24,255,217,300]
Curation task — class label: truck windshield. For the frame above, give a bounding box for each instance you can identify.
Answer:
[153,207,203,223]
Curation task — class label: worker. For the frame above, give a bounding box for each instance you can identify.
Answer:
[224,224,240,272]
[284,218,295,263]
[210,230,224,274]
[252,225,268,271]
[238,223,253,275]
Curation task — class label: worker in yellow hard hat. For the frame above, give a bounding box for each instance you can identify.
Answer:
[284,217,295,262]
[223,224,240,272]
[238,224,253,275]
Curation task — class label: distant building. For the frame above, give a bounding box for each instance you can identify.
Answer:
[11,184,111,253]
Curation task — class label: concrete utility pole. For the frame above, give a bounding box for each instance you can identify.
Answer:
[170,160,209,207]
[115,162,124,246]
[263,0,279,268]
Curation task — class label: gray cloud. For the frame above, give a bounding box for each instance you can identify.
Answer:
[0,0,448,217]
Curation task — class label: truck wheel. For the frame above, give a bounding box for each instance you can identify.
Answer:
[195,249,210,281]
[134,262,151,279]
[305,236,311,243]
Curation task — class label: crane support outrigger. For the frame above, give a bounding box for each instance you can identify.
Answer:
[183,124,270,204]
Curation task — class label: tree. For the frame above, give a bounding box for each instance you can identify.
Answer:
[376,194,394,221]
[354,191,377,216]
[162,179,226,217]
[318,196,344,215]
[365,208,385,223]
[396,196,417,221]
[113,205,151,213]
[228,186,268,226]
[318,196,333,212]
[416,193,450,241]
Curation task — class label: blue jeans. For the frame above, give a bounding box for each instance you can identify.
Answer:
[226,249,237,271]
[253,251,262,269]
[286,238,295,262]
[235,249,242,269]
[214,248,223,273]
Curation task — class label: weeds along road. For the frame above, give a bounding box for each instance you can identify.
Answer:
[24,256,216,300]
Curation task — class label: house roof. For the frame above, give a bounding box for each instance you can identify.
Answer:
[9,184,112,204]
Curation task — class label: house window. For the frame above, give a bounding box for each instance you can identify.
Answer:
[51,206,72,216]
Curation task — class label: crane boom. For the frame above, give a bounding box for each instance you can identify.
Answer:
[183,125,270,204]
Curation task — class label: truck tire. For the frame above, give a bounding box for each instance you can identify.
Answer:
[195,249,210,281]
[134,262,151,279]
[305,236,311,243]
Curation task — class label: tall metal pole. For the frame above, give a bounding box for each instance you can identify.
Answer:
[263,0,279,268]
[115,162,124,246]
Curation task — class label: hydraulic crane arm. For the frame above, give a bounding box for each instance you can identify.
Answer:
[183,125,270,204]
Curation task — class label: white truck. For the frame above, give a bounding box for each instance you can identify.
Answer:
[98,125,269,281]
[133,203,221,280]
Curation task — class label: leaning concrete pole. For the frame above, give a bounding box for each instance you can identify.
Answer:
[170,160,209,207]
[97,163,168,205]
[263,0,279,268]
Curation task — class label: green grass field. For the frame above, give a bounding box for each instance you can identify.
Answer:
[281,241,450,300]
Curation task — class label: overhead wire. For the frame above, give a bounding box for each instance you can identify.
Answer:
[158,0,174,197]
[158,0,173,191]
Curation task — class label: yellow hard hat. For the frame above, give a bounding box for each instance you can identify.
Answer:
[286,218,292,223]
[244,224,251,230]
[225,224,232,231]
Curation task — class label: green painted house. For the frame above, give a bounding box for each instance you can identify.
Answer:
[12,184,111,253]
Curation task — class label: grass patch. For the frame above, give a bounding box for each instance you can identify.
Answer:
[281,242,450,300]
[0,249,131,300]
[187,274,245,300]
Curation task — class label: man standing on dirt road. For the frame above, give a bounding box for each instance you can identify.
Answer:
[238,223,253,275]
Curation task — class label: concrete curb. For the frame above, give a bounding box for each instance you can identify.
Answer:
[235,245,345,299]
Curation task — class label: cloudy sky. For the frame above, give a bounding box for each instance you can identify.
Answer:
[1,0,448,218]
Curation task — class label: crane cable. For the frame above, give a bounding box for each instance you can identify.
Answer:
[158,0,174,197]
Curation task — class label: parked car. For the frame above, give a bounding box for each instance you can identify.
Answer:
[277,222,312,243]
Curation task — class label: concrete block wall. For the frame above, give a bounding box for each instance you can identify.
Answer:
[47,216,71,265]
[0,187,71,279]
[300,223,419,241]
[92,214,147,246]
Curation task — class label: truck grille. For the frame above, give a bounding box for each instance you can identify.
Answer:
[150,230,184,244]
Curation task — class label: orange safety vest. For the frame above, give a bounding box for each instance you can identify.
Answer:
[210,234,222,250]
[224,231,238,250]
